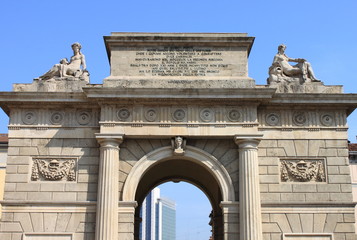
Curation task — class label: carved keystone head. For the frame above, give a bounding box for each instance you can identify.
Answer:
[175,136,183,149]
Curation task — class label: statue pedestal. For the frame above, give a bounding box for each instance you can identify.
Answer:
[13,78,89,92]
[269,81,343,93]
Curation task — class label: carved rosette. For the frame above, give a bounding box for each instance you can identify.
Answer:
[22,111,37,125]
[200,108,214,122]
[117,108,131,121]
[292,112,308,126]
[50,111,65,125]
[280,159,326,182]
[227,109,242,122]
[31,158,76,181]
[320,113,334,126]
[172,108,186,122]
[145,108,158,122]
[76,110,92,125]
[265,113,280,126]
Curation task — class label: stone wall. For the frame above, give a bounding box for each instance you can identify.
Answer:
[259,139,351,203]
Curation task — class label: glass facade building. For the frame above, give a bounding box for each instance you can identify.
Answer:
[140,188,176,240]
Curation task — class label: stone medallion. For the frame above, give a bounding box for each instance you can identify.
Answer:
[145,108,158,122]
[22,111,37,125]
[117,108,131,121]
[172,109,186,122]
[293,112,307,126]
[76,110,92,125]
[200,108,214,122]
[50,111,64,125]
[227,109,242,122]
[320,113,334,126]
[266,113,280,126]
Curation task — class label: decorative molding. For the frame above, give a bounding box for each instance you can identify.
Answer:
[283,233,332,240]
[280,159,326,183]
[31,157,77,182]
[23,233,74,240]
[98,105,260,127]
[9,108,100,128]
[260,109,346,129]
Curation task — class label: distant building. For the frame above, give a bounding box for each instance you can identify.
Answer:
[141,187,176,240]
[349,143,357,200]
[0,134,8,218]
[348,143,357,229]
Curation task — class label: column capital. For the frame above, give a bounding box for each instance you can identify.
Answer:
[95,133,124,146]
[234,134,263,149]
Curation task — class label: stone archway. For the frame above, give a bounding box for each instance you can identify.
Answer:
[122,146,236,240]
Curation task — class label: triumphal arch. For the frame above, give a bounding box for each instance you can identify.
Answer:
[0,33,357,240]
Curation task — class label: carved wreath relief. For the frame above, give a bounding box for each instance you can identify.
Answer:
[31,158,76,181]
[280,159,326,182]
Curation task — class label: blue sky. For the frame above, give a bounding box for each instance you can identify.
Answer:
[1,1,357,239]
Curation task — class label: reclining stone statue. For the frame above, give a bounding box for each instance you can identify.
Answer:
[268,44,320,84]
[38,42,89,82]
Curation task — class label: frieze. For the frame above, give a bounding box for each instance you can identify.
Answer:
[259,109,347,129]
[10,108,99,128]
[31,157,77,182]
[280,159,326,183]
[100,105,257,125]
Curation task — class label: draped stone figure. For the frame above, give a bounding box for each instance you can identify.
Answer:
[39,42,89,82]
[268,44,320,84]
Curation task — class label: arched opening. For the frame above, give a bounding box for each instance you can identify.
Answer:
[140,182,213,240]
[122,146,235,240]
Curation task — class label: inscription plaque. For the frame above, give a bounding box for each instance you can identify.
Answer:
[104,33,255,88]
[111,46,248,78]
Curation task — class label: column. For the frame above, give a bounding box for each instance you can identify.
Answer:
[234,134,263,240]
[95,133,124,240]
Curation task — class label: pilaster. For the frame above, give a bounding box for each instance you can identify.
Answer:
[95,133,124,240]
[220,201,239,240]
[234,134,263,240]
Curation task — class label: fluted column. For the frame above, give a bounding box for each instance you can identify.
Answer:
[95,133,124,240]
[235,135,263,240]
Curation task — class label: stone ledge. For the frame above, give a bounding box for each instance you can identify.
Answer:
[103,77,256,88]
